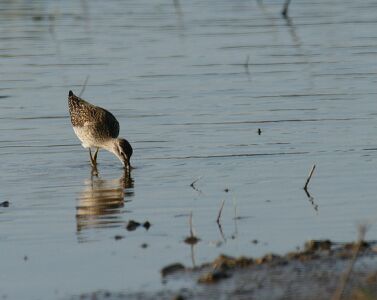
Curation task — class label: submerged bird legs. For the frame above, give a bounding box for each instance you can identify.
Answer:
[89,148,99,168]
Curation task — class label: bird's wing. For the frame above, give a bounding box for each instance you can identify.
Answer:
[69,92,120,139]
[96,108,120,139]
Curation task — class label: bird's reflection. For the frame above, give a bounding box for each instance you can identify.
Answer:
[76,172,134,239]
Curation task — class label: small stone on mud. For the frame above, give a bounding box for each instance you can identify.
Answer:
[198,270,230,284]
[0,201,9,207]
[161,263,185,277]
[141,243,148,249]
[126,220,141,231]
[212,254,254,269]
[224,188,229,192]
[114,235,124,240]
[344,241,370,251]
[252,239,259,244]
[255,253,281,265]
[304,240,332,252]
[23,256,28,261]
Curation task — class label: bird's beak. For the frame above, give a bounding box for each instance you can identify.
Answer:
[121,153,132,170]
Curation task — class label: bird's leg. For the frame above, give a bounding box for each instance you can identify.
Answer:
[93,148,99,165]
[89,148,99,176]
[89,148,96,168]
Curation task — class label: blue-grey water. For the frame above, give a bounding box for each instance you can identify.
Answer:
[1,0,377,299]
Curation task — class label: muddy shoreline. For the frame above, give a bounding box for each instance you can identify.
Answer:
[72,240,377,300]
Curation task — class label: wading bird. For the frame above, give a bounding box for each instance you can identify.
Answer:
[68,90,132,170]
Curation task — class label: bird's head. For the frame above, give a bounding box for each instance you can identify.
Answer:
[113,138,133,169]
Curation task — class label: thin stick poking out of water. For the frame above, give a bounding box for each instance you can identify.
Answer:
[79,75,90,97]
[244,55,250,72]
[184,211,200,245]
[216,200,225,224]
[190,176,203,193]
[189,211,194,237]
[282,0,291,18]
[304,164,316,190]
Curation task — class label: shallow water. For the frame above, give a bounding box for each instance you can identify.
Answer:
[1,0,377,299]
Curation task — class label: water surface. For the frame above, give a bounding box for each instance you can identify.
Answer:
[1,0,377,299]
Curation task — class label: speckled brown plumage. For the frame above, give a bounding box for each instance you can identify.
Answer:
[68,91,119,145]
[68,90,133,169]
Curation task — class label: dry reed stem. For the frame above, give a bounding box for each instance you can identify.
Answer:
[189,211,194,237]
[304,164,316,190]
[79,75,90,97]
[332,224,369,300]
[217,200,225,224]
[282,0,291,18]
[190,176,203,193]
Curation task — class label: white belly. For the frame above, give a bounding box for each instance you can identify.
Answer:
[73,127,99,148]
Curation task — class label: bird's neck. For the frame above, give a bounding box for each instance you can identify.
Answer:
[102,138,118,153]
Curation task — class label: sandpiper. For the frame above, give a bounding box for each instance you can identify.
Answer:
[68,90,132,170]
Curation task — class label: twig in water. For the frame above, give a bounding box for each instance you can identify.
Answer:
[216,200,225,224]
[190,244,196,268]
[173,0,183,17]
[303,164,316,191]
[190,176,203,193]
[78,75,90,97]
[184,211,200,245]
[244,55,251,81]
[332,223,370,300]
[304,188,318,212]
[232,198,239,238]
[281,0,291,18]
[244,55,250,72]
[189,211,194,237]
[217,222,226,242]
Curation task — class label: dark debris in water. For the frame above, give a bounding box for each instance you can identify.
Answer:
[126,220,152,231]
[114,235,124,241]
[161,263,185,277]
[0,201,9,207]
[184,236,200,245]
[143,221,151,230]
[126,220,140,231]
[172,295,186,300]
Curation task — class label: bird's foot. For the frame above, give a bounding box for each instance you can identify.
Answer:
[91,165,99,177]
[89,148,98,168]
[93,148,99,163]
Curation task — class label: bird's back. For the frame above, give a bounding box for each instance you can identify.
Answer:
[68,91,120,145]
